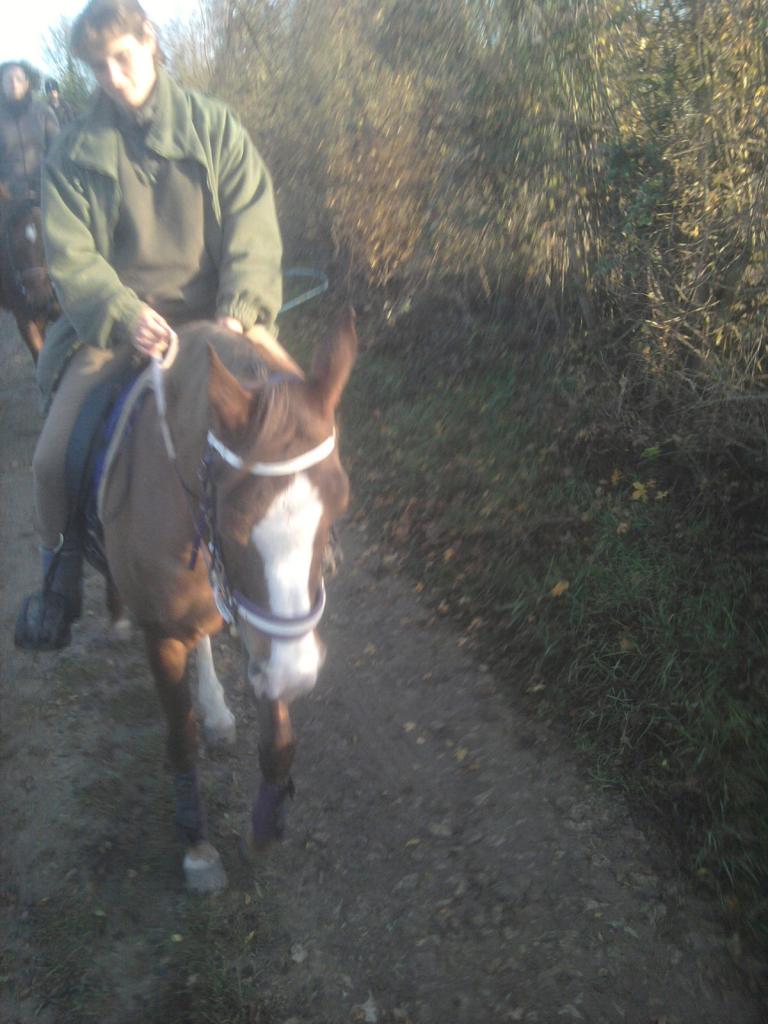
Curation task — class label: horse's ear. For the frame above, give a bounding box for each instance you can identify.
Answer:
[309,306,358,418]
[207,344,254,437]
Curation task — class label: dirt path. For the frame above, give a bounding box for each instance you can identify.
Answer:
[0,312,764,1024]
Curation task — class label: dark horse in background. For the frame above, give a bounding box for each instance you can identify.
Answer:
[0,184,60,362]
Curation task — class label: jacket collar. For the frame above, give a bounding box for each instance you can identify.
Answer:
[68,67,207,177]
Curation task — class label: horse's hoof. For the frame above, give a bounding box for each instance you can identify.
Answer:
[203,712,237,748]
[239,826,277,863]
[183,841,227,892]
[14,591,74,651]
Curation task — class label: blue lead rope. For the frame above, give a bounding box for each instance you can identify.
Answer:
[278,267,329,316]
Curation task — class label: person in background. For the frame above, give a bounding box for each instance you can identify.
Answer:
[15,0,299,651]
[0,61,59,202]
[44,79,75,127]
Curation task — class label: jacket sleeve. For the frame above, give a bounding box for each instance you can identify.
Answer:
[213,110,283,331]
[42,149,143,349]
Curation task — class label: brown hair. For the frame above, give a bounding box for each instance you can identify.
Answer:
[70,0,155,65]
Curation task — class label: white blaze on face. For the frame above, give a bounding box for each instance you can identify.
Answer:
[249,473,324,701]
[25,223,38,244]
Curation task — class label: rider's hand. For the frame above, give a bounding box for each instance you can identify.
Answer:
[216,315,244,334]
[132,305,173,359]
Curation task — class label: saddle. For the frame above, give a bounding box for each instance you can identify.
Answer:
[64,362,145,573]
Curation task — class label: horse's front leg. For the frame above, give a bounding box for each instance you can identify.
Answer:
[249,697,297,851]
[195,635,236,746]
[144,631,227,891]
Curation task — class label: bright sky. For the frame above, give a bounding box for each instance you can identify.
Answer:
[0,0,201,75]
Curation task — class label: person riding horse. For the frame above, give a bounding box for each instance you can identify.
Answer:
[16,0,299,651]
[0,61,59,205]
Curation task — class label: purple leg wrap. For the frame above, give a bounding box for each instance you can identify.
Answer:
[173,770,207,845]
[251,777,294,848]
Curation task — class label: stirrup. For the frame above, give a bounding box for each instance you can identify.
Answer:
[14,590,75,651]
[41,538,84,622]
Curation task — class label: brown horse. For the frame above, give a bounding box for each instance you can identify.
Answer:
[97,309,356,890]
[0,185,60,362]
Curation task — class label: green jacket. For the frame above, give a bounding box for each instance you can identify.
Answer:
[38,68,283,401]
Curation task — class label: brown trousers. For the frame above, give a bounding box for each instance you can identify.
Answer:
[32,344,135,548]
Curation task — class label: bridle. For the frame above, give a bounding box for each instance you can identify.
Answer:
[201,434,331,640]
[151,334,334,642]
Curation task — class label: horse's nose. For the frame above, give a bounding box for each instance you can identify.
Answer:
[246,635,321,702]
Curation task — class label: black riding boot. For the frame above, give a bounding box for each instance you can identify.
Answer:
[14,538,84,651]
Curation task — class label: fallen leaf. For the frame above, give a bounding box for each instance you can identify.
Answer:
[550,580,570,598]
[353,993,378,1023]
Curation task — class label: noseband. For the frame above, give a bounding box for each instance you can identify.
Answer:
[152,335,334,642]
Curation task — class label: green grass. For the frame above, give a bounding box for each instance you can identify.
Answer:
[286,304,768,948]
[146,892,281,1024]
[16,886,274,1023]
[17,834,282,1023]
[14,890,114,1022]
[562,503,768,915]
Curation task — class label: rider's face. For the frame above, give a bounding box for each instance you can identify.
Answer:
[89,27,158,110]
[2,67,30,102]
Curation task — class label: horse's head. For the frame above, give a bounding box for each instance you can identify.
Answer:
[205,307,357,702]
[2,198,59,316]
